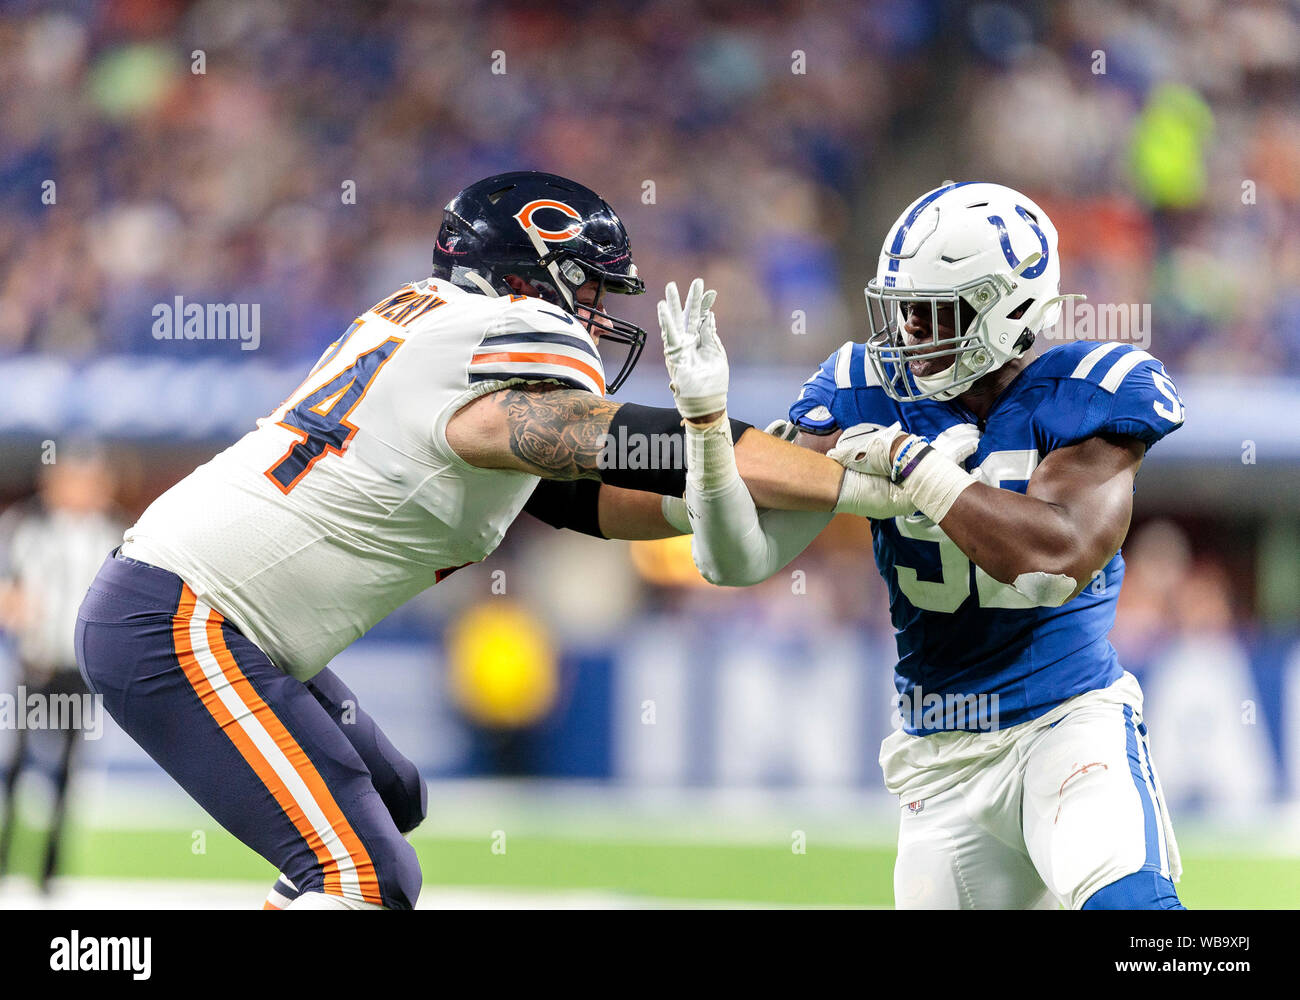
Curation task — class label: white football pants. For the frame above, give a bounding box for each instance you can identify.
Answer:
[882,671,1181,909]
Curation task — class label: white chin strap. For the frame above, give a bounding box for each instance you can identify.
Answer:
[457,268,500,297]
[521,222,576,310]
[913,354,979,401]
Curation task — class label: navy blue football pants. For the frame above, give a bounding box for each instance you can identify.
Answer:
[75,551,426,908]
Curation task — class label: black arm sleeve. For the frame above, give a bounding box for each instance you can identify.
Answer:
[523,405,756,536]
[523,479,606,538]
[596,403,754,497]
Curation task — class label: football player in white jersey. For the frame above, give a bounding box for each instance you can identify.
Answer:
[76,171,885,909]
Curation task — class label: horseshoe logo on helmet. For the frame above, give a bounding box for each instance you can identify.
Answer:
[986,206,1049,279]
[513,199,583,242]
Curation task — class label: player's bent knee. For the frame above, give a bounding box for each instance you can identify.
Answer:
[388,759,428,835]
[377,834,422,910]
[287,826,422,910]
[1082,869,1185,910]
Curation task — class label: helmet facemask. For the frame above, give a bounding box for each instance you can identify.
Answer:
[865,274,1017,402]
[520,225,647,395]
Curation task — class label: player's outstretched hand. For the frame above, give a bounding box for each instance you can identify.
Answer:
[658,278,726,419]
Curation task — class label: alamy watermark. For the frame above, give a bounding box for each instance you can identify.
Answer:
[1042,299,1152,350]
[596,426,684,471]
[893,684,1000,732]
[50,931,151,980]
[151,296,261,350]
[0,686,104,740]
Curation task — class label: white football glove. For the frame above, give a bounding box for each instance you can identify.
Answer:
[830,421,981,475]
[763,418,799,442]
[658,278,726,419]
[827,422,905,479]
[830,422,981,520]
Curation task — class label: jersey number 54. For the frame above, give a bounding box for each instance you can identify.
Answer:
[264,332,404,494]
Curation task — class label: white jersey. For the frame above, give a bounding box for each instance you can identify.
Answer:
[122,278,605,680]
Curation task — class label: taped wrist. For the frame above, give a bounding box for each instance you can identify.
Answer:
[898,448,977,523]
[832,469,913,519]
[685,413,737,495]
[522,479,605,538]
[598,403,753,496]
[681,414,768,586]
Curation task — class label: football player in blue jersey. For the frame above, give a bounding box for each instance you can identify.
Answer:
[653,181,1187,910]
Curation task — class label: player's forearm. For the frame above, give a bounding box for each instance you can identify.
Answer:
[733,428,844,511]
[831,429,1138,607]
[597,485,683,539]
[683,417,832,585]
[931,435,1141,601]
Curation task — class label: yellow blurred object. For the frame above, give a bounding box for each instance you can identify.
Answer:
[446,602,559,728]
[627,535,711,588]
[1129,84,1214,210]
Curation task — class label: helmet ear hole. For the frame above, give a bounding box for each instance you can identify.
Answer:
[1007,297,1034,320]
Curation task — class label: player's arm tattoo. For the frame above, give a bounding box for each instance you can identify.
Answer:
[496,387,620,480]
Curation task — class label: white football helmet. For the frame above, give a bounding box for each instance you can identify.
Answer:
[864,181,1077,402]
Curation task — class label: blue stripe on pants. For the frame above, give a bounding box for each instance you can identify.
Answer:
[1122,704,1160,872]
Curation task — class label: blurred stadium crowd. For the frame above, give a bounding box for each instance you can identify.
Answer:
[2,0,1298,373]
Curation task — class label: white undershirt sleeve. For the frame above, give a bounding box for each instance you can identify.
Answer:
[682,415,832,586]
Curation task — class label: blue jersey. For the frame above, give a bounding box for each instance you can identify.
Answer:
[789,341,1186,734]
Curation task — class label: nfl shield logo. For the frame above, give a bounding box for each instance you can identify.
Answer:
[907,800,925,814]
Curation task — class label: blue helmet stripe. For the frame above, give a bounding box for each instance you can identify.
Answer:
[884,181,973,287]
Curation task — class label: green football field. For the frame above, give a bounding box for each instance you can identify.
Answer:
[5,822,1297,908]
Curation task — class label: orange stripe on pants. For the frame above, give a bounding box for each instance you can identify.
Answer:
[171,585,382,905]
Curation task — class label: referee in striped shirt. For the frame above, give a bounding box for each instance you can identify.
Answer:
[0,445,123,892]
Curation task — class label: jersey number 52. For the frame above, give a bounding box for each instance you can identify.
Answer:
[894,449,1052,612]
